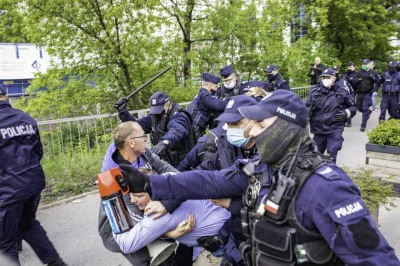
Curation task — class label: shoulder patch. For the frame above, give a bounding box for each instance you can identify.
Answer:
[328,198,368,224]
[315,166,341,181]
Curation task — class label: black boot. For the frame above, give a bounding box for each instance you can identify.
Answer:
[47,258,68,266]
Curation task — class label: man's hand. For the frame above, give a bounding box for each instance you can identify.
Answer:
[145,201,167,220]
[197,235,224,253]
[119,164,151,193]
[210,198,231,209]
[163,213,195,239]
[335,110,347,122]
[151,142,167,155]
[114,97,128,112]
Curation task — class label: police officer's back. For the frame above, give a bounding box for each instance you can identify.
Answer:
[0,87,67,265]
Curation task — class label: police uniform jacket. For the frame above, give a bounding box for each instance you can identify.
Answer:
[0,101,45,207]
[147,159,399,265]
[118,104,192,148]
[305,83,356,134]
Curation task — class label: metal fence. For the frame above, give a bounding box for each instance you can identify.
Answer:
[37,86,311,191]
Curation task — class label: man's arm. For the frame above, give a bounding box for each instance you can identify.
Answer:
[113,213,177,254]
[160,112,191,147]
[204,93,229,111]
[196,152,221,171]
[144,148,179,174]
[150,164,249,201]
[177,136,207,172]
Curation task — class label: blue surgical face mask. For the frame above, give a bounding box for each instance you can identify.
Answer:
[226,127,250,147]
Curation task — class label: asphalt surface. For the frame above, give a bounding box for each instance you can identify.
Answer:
[19,110,400,265]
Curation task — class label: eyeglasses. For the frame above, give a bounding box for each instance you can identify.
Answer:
[127,135,147,142]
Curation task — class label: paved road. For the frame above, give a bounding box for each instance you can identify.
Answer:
[19,111,400,265]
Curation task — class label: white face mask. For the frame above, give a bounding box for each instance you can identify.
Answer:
[224,81,236,89]
[322,79,334,88]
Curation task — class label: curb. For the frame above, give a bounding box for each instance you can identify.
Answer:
[38,189,99,210]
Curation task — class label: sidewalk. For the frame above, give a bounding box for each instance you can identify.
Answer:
[19,110,400,265]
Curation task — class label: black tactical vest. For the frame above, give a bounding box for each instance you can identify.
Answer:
[382,72,400,94]
[266,75,285,92]
[240,154,344,266]
[356,70,375,93]
[150,104,196,166]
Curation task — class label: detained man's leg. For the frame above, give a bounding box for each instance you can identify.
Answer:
[193,249,223,266]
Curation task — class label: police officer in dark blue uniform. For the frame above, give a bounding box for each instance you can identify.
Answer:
[264,64,291,92]
[177,123,225,172]
[0,87,67,266]
[192,73,228,138]
[342,62,358,127]
[114,91,195,167]
[306,68,356,163]
[354,59,378,131]
[217,65,246,99]
[376,61,400,122]
[118,89,400,266]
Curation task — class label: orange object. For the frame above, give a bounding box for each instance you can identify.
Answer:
[97,167,129,198]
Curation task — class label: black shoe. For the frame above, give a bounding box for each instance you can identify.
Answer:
[17,240,22,252]
[47,258,68,266]
[345,123,352,127]
[360,126,366,132]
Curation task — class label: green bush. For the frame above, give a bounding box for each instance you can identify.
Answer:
[342,166,396,211]
[368,119,400,147]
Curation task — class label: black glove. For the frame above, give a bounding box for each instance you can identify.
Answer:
[151,142,168,155]
[197,235,224,253]
[119,164,151,194]
[335,109,347,122]
[114,97,128,113]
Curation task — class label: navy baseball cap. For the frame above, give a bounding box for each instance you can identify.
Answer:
[0,85,6,95]
[264,64,278,73]
[238,90,308,127]
[320,68,336,77]
[362,59,370,65]
[347,61,354,66]
[388,61,396,67]
[149,91,169,114]
[333,66,340,71]
[243,81,267,92]
[216,95,257,123]
[220,65,234,79]
[202,73,221,85]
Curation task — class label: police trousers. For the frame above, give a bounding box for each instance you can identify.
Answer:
[356,93,372,127]
[0,193,59,265]
[379,93,400,121]
[313,132,344,163]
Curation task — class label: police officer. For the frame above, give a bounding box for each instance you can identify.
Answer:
[120,89,400,265]
[376,61,400,122]
[114,91,195,167]
[308,57,326,85]
[306,68,356,163]
[192,73,228,138]
[354,59,378,131]
[217,65,246,99]
[342,62,358,127]
[0,86,67,266]
[264,64,291,92]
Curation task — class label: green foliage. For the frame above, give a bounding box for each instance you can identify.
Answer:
[342,166,397,211]
[368,119,400,147]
